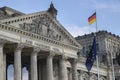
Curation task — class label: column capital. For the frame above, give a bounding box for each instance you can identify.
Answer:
[79,70,84,74]
[32,47,40,53]
[59,55,68,61]
[47,51,55,57]
[31,47,40,56]
[0,39,6,47]
[89,72,94,76]
[14,43,24,50]
[68,58,78,64]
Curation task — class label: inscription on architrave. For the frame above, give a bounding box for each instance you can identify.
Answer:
[22,38,62,52]
[19,16,62,41]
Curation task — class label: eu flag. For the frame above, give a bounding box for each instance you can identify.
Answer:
[85,36,97,72]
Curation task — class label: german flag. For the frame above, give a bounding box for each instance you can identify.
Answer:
[88,12,96,25]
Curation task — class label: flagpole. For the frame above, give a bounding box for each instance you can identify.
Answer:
[87,11,100,80]
[95,11,100,80]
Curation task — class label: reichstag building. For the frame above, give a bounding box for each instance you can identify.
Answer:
[0,3,119,80]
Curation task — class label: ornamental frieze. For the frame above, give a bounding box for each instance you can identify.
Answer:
[19,16,62,41]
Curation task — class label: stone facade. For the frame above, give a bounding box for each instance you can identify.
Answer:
[75,31,120,80]
[0,3,109,80]
[0,6,25,19]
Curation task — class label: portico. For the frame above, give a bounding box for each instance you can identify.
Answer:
[0,3,107,80]
[0,41,79,80]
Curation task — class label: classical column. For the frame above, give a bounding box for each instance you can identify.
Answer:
[77,71,80,80]
[14,44,24,80]
[3,52,6,80]
[59,55,68,80]
[70,59,78,80]
[38,61,41,80]
[68,68,72,80]
[46,52,54,80]
[79,71,83,80]
[0,40,5,80]
[30,47,40,80]
[107,68,113,80]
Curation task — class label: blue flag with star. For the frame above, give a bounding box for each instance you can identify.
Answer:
[85,36,97,72]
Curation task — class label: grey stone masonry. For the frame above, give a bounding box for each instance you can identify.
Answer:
[30,47,40,80]
[0,40,6,80]
[14,43,24,80]
[59,55,68,80]
[3,52,6,80]
[0,6,25,20]
[46,52,55,80]
[70,59,78,80]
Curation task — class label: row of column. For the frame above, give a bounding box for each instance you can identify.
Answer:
[0,42,78,80]
[0,40,6,80]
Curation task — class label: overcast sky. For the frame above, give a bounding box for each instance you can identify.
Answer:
[1,0,120,80]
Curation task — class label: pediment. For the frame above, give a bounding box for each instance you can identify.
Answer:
[0,11,81,48]
[0,6,25,20]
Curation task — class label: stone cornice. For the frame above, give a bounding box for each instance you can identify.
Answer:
[0,6,25,15]
[76,30,120,41]
[0,11,82,49]
[0,11,47,23]
[0,23,79,50]
[104,34,120,43]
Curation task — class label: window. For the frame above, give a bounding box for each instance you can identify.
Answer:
[82,46,86,54]
[89,45,92,50]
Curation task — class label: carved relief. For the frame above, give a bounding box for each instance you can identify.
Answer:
[19,16,62,41]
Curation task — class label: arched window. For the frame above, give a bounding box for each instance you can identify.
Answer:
[8,64,14,80]
[22,67,28,80]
